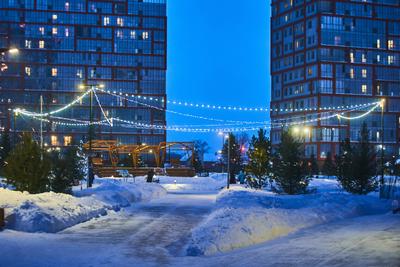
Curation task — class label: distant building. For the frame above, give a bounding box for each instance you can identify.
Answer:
[0,0,167,147]
[270,0,400,159]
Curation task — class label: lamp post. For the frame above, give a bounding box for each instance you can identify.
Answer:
[1,48,19,143]
[380,99,385,198]
[79,83,104,188]
[226,133,231,189]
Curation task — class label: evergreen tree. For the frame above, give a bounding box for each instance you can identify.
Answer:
[50,146,85,194]
[245,129,272,189]
[272,129,311,194]
[0,128,12,174]
[322,152,336,178]
[193,140,210,172]
[308,153,319,176]
[4,133,51,193]
[336,123,377,194]
[222,133,242,183]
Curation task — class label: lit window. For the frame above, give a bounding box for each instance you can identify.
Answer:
[388,55,394,65]
[117,17,124,26]
[65,28,69,37]
[52,14,58,20]
[362,53,367,63]
[362,84,367,94]
[39,40,45,49]
[349,68,354,79]
[308,67,313,76]
[362,69,367,78]
[51,68,58,77]
[52,27,58,35]
[51,135,58,146]
[349,52,354,63]
[25,40,31,49]
[25,67,31,76]
[64,136,72,146]
[142,32,149,40]
[377,54,380,62]
[65,2,70,11]
[376,39,380,48]
[116,30,123,38]
[77,69,83,78]
[39,27,45,35]
[388,40,394,50]
[103,17,110,26]
[130,31,136,39]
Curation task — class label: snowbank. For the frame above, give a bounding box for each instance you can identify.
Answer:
[0,188,110,233]
[157,173,227,193]
[0,180,166,233]
[186,182,391,256]
[74,179,167,209]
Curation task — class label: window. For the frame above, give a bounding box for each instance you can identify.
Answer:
[142,32,149,40]
[52,27,58,35]
[39,40,45,49]
[349,52,354,63]
[25,40,31,49]
[362,69,367,78]
[362,53,367,63]
[65,28,69,37]
[388,40,394,50]
[308,67,313,76]
[65,2,70,11]
[51,135,58,146]
[104,17,110,26]
[25,67,31,76]
[77,69,83,78]
[349,68,354,79]
[362,84,367,94]
[64,136,72,146]
[52,14,58,20]
[51,68,58,77]
[130,31,136,39]
[388,55,394,65]
[39,27,44,35]
[376,39,381,48]
[117,17,124,26]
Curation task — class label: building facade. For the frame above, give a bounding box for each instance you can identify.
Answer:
[0,0,167,147]
[270,0,400,160]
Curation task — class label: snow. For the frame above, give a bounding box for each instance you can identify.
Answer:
[0,179,166,233]
[74,179,167,209]
[0,176,399,266]
[157,173,226,193]
[186,179,392,256]
[0,188,110,233]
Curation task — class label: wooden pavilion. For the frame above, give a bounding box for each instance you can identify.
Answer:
[83,140,196,177]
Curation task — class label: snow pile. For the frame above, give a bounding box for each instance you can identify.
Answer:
[186,183,391,256]
[0,188,110,233]
[157,174,226,192]
[0,179,166,233]
[74,179,167,209]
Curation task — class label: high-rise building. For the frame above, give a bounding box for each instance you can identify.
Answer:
[0,0,167,147]
[270,0,400,160]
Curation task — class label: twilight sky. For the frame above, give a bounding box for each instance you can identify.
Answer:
[166,0,271,160]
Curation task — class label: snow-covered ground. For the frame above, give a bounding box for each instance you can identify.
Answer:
[0,179,166,233]
[0,176,399,267]
[186,182,392,256]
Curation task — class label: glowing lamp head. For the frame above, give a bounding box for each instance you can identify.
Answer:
[78,84,86,90]
[218,131,224,136]
[98,84,105,89]
[303,127,310,134]
[293,127,300,134]
[8,48,19,54]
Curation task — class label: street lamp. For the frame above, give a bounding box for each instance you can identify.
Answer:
[78,83,104,188]
[1,48,20,144]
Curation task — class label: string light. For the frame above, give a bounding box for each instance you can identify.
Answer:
[93,90,113,126]
[336,102,382,120]
[95,88,379,113]
[14,89,92,117]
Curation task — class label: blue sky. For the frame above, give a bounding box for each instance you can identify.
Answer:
[166,0,271,160]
